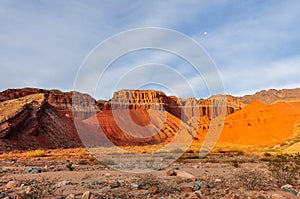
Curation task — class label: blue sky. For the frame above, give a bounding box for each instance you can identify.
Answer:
[0,0,299,99]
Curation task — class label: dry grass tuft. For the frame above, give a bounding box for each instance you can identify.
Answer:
[26,149,47,157]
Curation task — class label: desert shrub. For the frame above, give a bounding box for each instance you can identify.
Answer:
[26,149,47,157]
[235,169,269,190]
[66,162,74,171]
[268,154,300,186]
[231,159,239,168]
[263,152,272,157]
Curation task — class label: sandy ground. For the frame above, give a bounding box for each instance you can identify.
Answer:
[0,150,299,198]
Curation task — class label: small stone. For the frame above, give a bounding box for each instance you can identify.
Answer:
[214,178,222,183]
[86,184,96,189]
[166,169,177,176]
[24,167,41,174]
[65,194,75,199]
[5,180,21,189]
[138,181,146,189]
[82,191,91,199]
[110,181,121,188]
[176,170,196,179]
[131,183,139,189]
[181,183,194,192]
[192,164,200,169]
[193,181,204,191]
[30,179,38,184]
[281,184,293,189]
[281,187,297,195]
[194,190,202,197]
[55,180,71,187]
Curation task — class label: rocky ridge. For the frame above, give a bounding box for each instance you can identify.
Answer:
[0,87,299,151]
[239,88,300,104]
[0,88,98,120]
[0,94,45,138]
[106,90,244,120]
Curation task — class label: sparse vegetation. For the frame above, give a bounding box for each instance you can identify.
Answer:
[268,154,300,186]
[26,149,47,157]
[235,169,270,190]
[230,159,239,168]
[66,161,74,171]
[263,152,272,157]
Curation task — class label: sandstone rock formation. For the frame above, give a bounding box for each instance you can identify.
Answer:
[0,88,98,119]
[82,109,185,146]
[0,94,45,138]
[240,88,300,104]
[0,92,83,151]
[0,87,299,151]
[106,90,244,120]
[216,100,300,147]
[79,90,245,147]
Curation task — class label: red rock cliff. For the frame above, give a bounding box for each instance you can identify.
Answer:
[0,88,98,119]
[106,90,244,121]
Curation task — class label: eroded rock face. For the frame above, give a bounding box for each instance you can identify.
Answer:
[0,88,98,119]
[85,90,245,146]
[0,93,83,151]
[0,94,45,138]
[106,90,182,119]
[198,95,245,118]
[110,90,168,110]
[107,90,244,121]
[0,88,247,150]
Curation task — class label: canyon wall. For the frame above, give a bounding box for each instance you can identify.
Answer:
[105,90,244,121]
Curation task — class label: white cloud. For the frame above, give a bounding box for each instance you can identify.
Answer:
[0,0,299,99]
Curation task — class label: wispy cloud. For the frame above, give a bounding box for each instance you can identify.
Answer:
[0,0,299,99]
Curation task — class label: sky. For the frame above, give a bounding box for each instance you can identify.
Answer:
[0,0,299,100]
